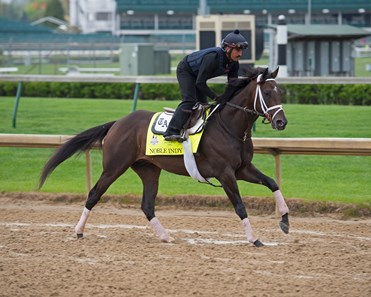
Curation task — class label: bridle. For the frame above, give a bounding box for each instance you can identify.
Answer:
[254,74,283,123]
[226,73,283,124]
[214,72,284,142]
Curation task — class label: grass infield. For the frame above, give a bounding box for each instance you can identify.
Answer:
[0,97,370,205]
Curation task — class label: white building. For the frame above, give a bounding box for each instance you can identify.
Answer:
[69,0,118,34]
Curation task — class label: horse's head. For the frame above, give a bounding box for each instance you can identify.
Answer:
[252,67,287,130]
[223,66,287,134]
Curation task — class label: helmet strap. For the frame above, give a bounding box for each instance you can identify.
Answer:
[226,47,233,61]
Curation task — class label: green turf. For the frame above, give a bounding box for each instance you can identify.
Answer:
[0,97,370,204]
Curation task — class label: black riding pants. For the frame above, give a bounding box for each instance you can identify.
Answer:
[165,60,206,134]
[177,59,208,105]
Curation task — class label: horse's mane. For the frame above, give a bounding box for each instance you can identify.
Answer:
[228,66,269,88]
[242,66,270,79]
[218,67,272,104]
[216,67,270,104]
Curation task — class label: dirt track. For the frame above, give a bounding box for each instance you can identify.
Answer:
[0,193,370,297]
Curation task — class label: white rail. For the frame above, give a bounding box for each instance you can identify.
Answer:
[1,134,370,191]
[1,74,371,84]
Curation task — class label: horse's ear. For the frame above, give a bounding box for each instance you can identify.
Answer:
[271,66,279,78]
[260,67,269,81]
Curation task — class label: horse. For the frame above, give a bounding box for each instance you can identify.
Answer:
[39,66,289,247]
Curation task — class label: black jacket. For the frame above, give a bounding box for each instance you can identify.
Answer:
[181,47,239,99]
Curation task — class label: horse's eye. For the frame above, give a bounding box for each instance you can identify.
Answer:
[263,90,272,99]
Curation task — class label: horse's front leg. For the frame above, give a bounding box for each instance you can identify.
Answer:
[236,163,289,234]
[219,170,264,247]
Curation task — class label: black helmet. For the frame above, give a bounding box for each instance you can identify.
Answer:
[221,29,248,50]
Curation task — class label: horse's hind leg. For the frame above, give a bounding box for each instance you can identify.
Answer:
[132,161,173,242]
[236,163,289,234]
[75,169,127,238]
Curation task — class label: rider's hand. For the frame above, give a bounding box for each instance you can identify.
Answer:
[215,95,227,105]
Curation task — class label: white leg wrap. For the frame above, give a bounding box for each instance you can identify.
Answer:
[274,190,289,215]
[242,218,256,243]
[150,217,171,242]
[75,207,90,234]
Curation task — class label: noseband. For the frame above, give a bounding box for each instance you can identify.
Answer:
[226,74,283,123]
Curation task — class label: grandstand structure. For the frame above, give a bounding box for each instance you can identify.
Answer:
[1,1,370,50]
[70,0,371,46]
[1,0,370,74]
[115,0,371,30]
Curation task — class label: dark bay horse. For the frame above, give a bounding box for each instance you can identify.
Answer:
[39,67,289,247]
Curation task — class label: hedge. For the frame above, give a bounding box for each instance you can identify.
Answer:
[283,84,371,105]
[0,81,370,105]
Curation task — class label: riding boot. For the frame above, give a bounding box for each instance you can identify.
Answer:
[164,107,191,142]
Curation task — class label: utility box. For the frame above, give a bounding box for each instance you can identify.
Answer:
[120,44,170,75]
[154,50,171,74]
[120,44,154,75]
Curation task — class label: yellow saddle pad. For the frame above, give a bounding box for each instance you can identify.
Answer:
[145,112,205,156]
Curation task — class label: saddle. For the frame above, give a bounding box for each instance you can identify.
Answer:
[151,103,209,138]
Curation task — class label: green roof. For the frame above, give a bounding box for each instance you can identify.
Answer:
[287,25,371,39]
[115,0,371,14]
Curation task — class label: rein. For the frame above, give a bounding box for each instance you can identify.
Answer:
[225,102,263,117]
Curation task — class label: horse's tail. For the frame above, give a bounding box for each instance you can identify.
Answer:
[38,121,116,189]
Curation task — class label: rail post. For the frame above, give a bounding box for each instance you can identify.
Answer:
[12,81,23,128]
[268,148,282,217]
[131,82,141,112]
[85,150,92,192]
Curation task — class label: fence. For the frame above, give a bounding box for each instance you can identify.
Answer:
[1,74,370,191]
[1,134,370,191]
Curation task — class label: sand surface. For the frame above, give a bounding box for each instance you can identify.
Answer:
[0,193,370,297]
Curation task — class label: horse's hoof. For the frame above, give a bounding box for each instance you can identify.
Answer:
[279,213,289,234]
[279,221,289,234]
[253,240,264,247]
[76,233,83,239]
[161,235,175,243]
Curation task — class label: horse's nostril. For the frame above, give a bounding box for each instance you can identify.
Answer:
[276,120,287,129]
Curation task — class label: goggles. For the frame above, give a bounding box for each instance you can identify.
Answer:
[224,41,248,50]
[234,41,248,50]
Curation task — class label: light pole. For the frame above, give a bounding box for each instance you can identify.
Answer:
[277,15,288,77]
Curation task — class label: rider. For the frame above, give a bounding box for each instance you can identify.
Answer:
[163,29,248,142]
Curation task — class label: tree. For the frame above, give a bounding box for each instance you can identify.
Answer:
[45,0,64,20]
[24,0,47,21]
